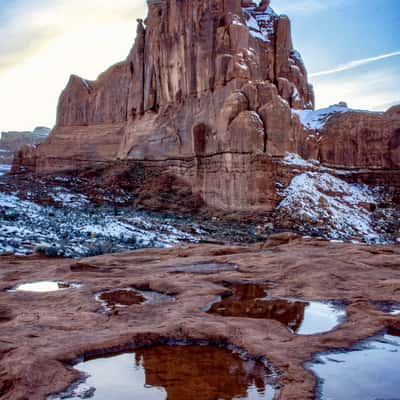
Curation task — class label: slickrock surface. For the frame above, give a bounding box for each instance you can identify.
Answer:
[0,238,399,399]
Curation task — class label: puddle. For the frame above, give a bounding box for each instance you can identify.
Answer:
[49,345,276,400]
[6,281,81,293]
[165,262,237,274]
[372,301,400,315]
[307,332,400,400]
[96,288,173,312]
[207,283,346,335]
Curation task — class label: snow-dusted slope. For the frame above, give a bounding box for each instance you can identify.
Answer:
[292,103,372,131]
[0,191,203,257]
[276,160,397,243]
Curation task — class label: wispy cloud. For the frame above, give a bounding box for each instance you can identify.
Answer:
[274,0,346,15]
[312,63,400,111]
[310,51,400,77]
[0,0,147,74]
[0,0,147,131]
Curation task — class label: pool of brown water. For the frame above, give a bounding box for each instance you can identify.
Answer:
[49,345,276,400]
[207,283,346,335]
[95,288,174,312]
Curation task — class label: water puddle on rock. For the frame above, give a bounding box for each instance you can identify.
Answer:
[50,345,276,400]
[373,301,400,315]
[207,283,346,335]
[166,262,237,274]
[96,288,173,312]
[307,331,400,400]
[6,281,80,293]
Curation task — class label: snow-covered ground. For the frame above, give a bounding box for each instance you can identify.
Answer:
[0,164,11,176]
[277,156,398,243]
[0,186,205,257]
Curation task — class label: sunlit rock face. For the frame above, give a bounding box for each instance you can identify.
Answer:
[12,0,313,212]
[12,0,400,213]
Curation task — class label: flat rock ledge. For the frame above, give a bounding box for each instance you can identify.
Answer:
[0,239,399,399]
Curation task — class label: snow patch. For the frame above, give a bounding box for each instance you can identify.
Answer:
[243,6,277,42]
[0,164,11,176]
[277,171,393,243]
[282,153,320,168]
[292,103,363,130]
[0,191,202,257]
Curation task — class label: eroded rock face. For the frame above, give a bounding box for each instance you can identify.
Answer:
[311,107,400,169]
[0,127,50,164]
[11,0,400,212]
[12,1,312,205]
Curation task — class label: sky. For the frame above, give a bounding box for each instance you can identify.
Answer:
[0,0,399,132]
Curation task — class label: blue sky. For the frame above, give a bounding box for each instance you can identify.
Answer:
[0,0,399,131]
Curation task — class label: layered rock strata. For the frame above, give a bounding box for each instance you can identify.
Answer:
[0,127,50,164]
[12,0,400,212]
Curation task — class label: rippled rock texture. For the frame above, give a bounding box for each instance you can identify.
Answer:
[0,238,399,399]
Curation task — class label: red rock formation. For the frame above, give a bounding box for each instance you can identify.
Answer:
[0,127,50,164]
[302,105,400,169]
[12,0,400,212]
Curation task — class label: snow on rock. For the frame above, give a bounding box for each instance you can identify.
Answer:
[0,191,202,258]
[243,6,277,42]
[282,152,320,168]
[0,164,11,177]
[48,187,89,208]
[292,103,362,131]
[277,171,394,243]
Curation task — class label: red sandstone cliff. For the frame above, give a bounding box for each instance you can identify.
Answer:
[12,0,400,212]
[0,127,50,164]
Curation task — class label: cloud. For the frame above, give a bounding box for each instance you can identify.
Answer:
[274,0,346,14]
[0,0,147,131]
[312,63,400,111]
[310,51,400,77]
[0,0,147,74]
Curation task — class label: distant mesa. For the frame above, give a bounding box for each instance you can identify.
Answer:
[0,127,50,165]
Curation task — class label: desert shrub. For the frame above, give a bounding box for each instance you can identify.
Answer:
[84,241,114,257]
[34,244,65,257]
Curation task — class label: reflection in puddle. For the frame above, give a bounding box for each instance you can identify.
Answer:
[7,281,80,293]
[208,283,346,335]
[308,333,400,400]
[373,301,400,315]
[96,288,173,312]
[166,262,237,274]
[50,345,275,400]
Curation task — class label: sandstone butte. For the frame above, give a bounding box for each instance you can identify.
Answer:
[11,0,400,213]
